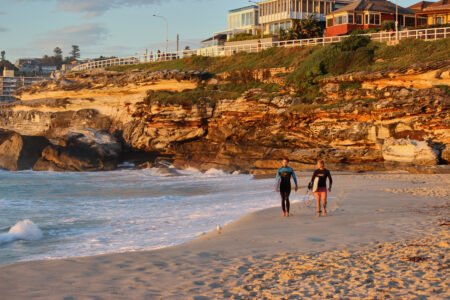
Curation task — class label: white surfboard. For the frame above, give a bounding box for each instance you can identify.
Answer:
[274,177,281,192]
[312,177,319,193]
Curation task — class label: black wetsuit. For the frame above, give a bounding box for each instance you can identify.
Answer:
[276,167,298,214]
[310,168,333,189]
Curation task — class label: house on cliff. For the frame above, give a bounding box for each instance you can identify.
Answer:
[257,0,355,35]
[325,0,417,36]
[409,0,450,26]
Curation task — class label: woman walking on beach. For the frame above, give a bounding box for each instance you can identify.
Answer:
[275,158,298,217]
[310,160,333,217]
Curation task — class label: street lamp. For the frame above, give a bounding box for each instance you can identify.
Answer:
[248,0,264,39]
[153,14,168,54]
[395,0,399,41]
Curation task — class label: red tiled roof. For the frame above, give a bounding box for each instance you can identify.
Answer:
[423,0,450,11]
[331,0,416,15]
[408,1,434,10]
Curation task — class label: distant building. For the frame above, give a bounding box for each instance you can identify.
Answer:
[197,34,228,56]
[200,34,227,48]
[0,69,45,103]
[15,58,59,76]
[227,5,261,36]
[409,0,450,26]
[325,0,417,37]
[257,0,355,35]
[212,5,261,40]
[40,65,57,75]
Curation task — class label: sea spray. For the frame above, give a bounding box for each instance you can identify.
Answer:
[0,219,43,244]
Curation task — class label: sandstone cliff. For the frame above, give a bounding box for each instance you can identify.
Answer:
[0,63,449,173]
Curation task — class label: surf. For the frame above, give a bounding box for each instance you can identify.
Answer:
[0,219,43,244]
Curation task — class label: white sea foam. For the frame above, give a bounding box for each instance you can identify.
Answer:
[0,220,43,244]
[0,168,306,265]
[204,168,229,176]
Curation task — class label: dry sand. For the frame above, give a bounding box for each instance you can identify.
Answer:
[0,172,449,299]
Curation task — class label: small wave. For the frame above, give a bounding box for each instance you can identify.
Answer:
[204,168,229,177]
[0,220,43,244]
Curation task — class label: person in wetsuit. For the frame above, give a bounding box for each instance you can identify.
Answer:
[309,160,333,217]
[276,158,298,217]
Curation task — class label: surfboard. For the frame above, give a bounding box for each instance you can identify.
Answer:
[312,177,319,193]
[274,177,281,192]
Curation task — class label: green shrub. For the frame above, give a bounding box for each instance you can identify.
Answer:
[227,33,273,42]
[338,35,371,51]
[381,21,395,31]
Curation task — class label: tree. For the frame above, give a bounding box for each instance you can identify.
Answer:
[53,47,63,59]
[53,47,63,67]
[284,15,324,40]
[70,45,80,61]
[1,51,5,61]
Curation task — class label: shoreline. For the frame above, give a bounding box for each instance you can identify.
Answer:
[0,170,427,267]
[1,172,448,299]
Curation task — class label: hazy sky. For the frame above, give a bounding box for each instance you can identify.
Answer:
[1,0,422,62]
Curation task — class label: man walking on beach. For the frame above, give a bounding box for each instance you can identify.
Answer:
[309,160,333,217]
[276,158,298,217]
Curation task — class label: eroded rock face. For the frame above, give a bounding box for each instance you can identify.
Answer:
[0,63,448,173]
[33,128,122,172]
[0,129,49,171]
[382,139,440,165]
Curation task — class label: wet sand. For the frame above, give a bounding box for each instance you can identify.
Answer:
[0,172,448,299]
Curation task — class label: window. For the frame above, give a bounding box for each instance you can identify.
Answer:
[334,15,349,25]
[348,14,354,24]
[366,13,380,25]
[417,17,427,26]
[436,16,442,24]
[405,17,415,27]
[327,18,333,27]
[286,21,292,29]
[355,14,363,24]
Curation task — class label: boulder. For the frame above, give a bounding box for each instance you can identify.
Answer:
[33,128,122,172]
[441,147,450,163]
[382,139,439,165]
[0,129,49,171]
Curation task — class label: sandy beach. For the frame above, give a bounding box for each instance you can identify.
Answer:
[1,172,449,299]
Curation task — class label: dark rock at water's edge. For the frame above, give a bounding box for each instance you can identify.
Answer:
[0,129,49,171]
[33,128,122,172]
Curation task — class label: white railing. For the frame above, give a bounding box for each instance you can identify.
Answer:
[72,27,449,72]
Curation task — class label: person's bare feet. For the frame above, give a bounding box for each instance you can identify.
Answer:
[316,211,321,218]
[323,210,327,217]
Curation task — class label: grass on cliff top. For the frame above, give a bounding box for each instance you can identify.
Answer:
[107,46,313,74]
[107,38,449,76]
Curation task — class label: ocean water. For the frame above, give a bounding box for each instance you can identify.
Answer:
[0,167,303,266]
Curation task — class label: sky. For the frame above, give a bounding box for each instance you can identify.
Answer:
[1,0,422,63]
